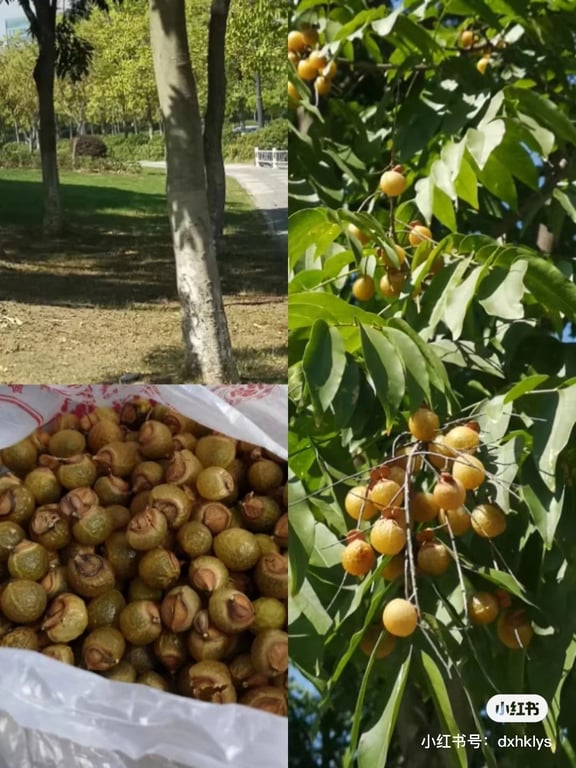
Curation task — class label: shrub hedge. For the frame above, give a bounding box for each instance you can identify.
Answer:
[0,119,288,169]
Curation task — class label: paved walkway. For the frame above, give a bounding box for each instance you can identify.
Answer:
[141,161,287,250]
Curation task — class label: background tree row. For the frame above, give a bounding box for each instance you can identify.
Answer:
[0,0,286,145]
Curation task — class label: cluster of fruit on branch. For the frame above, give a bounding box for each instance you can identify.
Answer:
[339,406,533,657]
[288,24,337,102]
[347,168,440,303]
[0,399,288,716]
[288,20,501,110]
[459,27,507,74]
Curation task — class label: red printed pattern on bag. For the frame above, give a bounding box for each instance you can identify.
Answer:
[39,385,163,416]
[210,384,275,404]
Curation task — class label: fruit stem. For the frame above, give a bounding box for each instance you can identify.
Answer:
[402,443,421,620]
[334,57,436,73]
[356,189,379,214]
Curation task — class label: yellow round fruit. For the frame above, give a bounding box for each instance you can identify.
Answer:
[314,76,332,96]
[288,31,307,54]
[433,474,466,511]
[497,610,533,650]
[352,275,375,301]
[382,598,418,637]
[297,58,318,81]
[444,425,480,454]
[438,506,470,536]
[408,224,433,247]
[410,491,439,523]
[288,51,299,66]
[308,50,328,71]
[341,539,375,576]
[379,270,405,298]
[460,29,475,49]
[417,540,451,576]
[346,223,370,245]
[288,82,300,103]
[408,407,440,442]
[370,518,407,556]
[359,626,396,658]
[368,479,403,509]
[321,60,337,79]
[477,55,490,75]
[452,455,485,490]
[379,170,407,197]
[344,485,378,521]
[470,504,507,538]
[382,554,405,581]
[468,592,499,625]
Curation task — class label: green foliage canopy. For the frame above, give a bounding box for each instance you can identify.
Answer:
[288,2,576,765]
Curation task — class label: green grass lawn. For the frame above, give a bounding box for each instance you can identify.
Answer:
[0,168,284,302]
[0,168,167,227]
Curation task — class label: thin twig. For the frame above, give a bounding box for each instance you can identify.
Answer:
[403,442,421,618]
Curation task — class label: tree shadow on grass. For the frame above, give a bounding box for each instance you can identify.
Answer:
[0,174,285,307]
[100,343,288,384]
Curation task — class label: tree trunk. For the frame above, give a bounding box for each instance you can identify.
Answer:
[204,0,231,253]
[149,0,238,383]
[32,0,62,235]
[255,71,264,128]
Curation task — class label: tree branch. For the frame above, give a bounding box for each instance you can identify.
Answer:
[18,0,37,28]
[335,58,435,73]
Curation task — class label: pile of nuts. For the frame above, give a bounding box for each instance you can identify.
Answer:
[0,398,288,716]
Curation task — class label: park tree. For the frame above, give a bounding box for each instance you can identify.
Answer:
[0,0,122,233]
[288,1,576,766]
[80,0,159,135]
[0,38,37,146]
[55,74,91,137]
[227,0,288,126]
[149,0,238,383]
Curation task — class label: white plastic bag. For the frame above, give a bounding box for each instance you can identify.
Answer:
[0,384,288,768]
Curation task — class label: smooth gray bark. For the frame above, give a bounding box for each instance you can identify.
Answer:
[149,0,238,383]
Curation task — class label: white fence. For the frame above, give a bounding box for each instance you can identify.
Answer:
[254,147,288,169]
